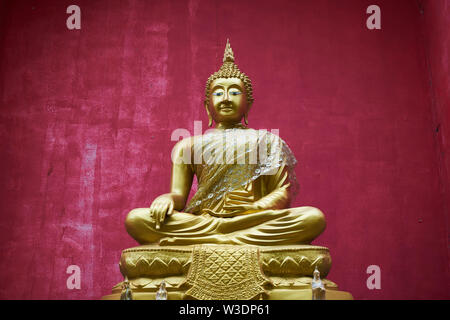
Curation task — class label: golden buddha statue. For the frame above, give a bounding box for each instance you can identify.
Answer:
[103,40,353,300]
[125,40,325,247]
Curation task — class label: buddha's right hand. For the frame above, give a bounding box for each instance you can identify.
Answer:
[149,194,175,230]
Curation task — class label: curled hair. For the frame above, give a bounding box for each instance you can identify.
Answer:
[204,40,254,106]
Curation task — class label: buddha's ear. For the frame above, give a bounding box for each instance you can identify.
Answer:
[244,102,252,125]
[205,102,213,127]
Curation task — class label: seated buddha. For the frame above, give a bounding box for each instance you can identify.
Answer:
[103,40,354,300]
[125,40,326,247]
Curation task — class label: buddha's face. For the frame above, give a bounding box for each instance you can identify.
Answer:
[206,77,249,124]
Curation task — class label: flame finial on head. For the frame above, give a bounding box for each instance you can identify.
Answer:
[223,38,235,63]
[204,39,254,106]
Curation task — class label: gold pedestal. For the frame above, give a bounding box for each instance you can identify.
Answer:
[102,245,353,300]
[102,289,353,300]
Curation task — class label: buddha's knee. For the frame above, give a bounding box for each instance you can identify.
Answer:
[294,206,326,235]
[125,208,163,244]
[125,208,152,236]
[306,206,326,234]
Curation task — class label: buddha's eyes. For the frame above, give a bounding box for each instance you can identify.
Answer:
[212,89,242,97]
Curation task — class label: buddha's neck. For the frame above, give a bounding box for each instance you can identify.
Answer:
[215,121,248,130]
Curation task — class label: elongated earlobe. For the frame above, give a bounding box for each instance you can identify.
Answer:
[244,113,248,125]
[208,115,213,127]
[205,103,213,127]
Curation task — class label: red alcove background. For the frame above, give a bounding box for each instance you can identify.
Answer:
[0,0,448,299]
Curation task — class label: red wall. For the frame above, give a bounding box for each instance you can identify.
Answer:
[420,0,450,274]
[0,0,448,299]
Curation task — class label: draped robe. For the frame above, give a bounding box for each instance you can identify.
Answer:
[126,128,326,246]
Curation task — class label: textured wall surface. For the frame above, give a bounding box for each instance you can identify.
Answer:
[0,0,448,299]
[420,0,450,266]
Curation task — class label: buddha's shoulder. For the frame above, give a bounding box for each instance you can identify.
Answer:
[172,136,195,148]
[171,134,213,150]
[171,136,196,155]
